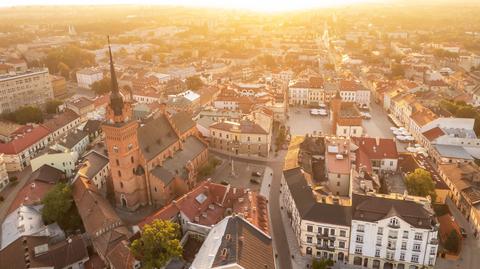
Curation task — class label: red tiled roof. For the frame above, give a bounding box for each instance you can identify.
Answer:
[140,181,270,234]
[353,137,399,160]
[0,124,50,155]
[340,80,363,91]
[422,127,445,141]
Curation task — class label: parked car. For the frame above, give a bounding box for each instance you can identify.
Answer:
[250,178,260,184]
[251,171,262,177]
[460,227,467,238]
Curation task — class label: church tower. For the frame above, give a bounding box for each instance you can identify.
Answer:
[102,37,148,211]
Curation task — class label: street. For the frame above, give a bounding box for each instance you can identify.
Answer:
[434,197,480,269]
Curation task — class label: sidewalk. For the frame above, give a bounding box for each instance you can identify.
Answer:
[259,166,273,199]
[279,197,311,269]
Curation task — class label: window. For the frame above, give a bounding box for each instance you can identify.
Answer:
[411,254,419,263]
[389,218,399,226]
[307,225,313,232]
[307,236,312,243]
[403,230,409,238]
[340,230,346,237]
[356,235,363,243]
[330,229,335,236]
[131,156,134,163]
[376,237,382,246]
[413,243,421,252]
[120,182,123,188]
[377,227,383,235]
[430,247,436,255]
[357,224,365,232]
[414,233,423,240]
[375,249,380,257]
[247,136,250,141]
[306,247,312,255]
[355,246,362,254]
[400,252,405,261]
[116,159,120,166]
[318,227,322,234]
[429,257,434,266]
[258,137,261,142]
[339,241,345,248]
[337,174,341,178]
[118,170,121,177]
[401,241,407,250]
[337,182,340,186]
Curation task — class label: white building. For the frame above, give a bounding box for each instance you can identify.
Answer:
[0,68,54,113]
[0,154,9,191]
[76,67,103,89]
[77,150,110,193]
[30,150,79,178]
[281,167,352,263]
[349,194,439,269]
[339,80,371,106]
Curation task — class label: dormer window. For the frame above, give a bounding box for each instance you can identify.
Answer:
[390,218,399,226]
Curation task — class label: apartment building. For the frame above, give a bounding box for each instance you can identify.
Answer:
[281,167,352,263]
[0,154,9,191]
[349,194,439,269]
[0,68,54,113]
[76,67,103,89]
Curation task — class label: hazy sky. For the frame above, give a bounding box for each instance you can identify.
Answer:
[0,0,388,12]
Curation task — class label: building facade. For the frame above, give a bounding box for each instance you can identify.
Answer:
[0,68,53,113]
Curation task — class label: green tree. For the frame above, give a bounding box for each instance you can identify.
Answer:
[42,183,82,231]
[57,62,70,79]
[405,168,436,202]
[186,76,203,90]
[444,230,460,253]
[2,106,44,124]
[130,220,183,269]
[46,99,63,114]
[91,76,112,95]
[312,258,334,269]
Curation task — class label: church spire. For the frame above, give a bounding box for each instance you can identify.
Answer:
[107,36,124,116]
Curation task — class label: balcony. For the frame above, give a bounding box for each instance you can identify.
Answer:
[388,234,398,239]
[317,234,336,241]
[412,248,421,253]
[376,242,382,247]
[316,244,335,252]
[388,223,400,229]
[357,228,365,233]
[429,238,439,245]
[387,245,396,251]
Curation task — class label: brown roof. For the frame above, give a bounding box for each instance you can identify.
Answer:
[422,127,445,141]
[211,216,275,269]
[352,137,399,160]
[0,124,50,155]
[411,109,438,127]
[210,120,268,135]
[43,109,79,132]
[73,176,132,260]
[0,235,88,269]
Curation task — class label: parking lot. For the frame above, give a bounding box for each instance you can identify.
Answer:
[208,156,267,191]
[286,102,408,152]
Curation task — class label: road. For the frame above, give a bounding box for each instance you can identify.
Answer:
[212,150,292,269]
[435,197,480,269]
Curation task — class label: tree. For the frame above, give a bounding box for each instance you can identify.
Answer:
[46,99,63,114]
[130,220,183,269]
[2,106,43,124]
[91,76,112,95]
[57,62,70,79]
[42,183,82,231]
[186,76,203,90]
[444,230,460,253]
[405,168,436,202]
[312,258,334,269]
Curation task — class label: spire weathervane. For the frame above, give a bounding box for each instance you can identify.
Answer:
[107,36,124,116]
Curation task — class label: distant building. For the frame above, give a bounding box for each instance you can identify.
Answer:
[76,67,103,89]
[66,97,95,121]
[77,150,110,194]
[331,92,363,137]
[50,74,68,99]
[0,68,54,113]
